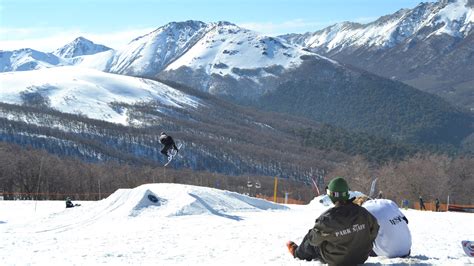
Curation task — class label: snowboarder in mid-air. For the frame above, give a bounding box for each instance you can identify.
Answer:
[159,132,179,159]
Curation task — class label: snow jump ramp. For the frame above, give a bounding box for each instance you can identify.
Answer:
[34,183,288,233]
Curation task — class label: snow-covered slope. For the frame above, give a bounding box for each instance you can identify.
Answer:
[105,20,208,76]
[0,20,331,100]
[0,66,201,125]
[0,38,111,73]
[164,21,312,79]
[53,37,112,58]
[0,183,472,265]
[0,48,64,72]
[282,0,474,52]
[154,21,327,99]
[280,0,474,110]
[93,20,315,79]
[74,20,322,99]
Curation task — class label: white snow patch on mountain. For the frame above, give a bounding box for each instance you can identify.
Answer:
[72,50,116,71]
[105,21,208,76]
[166,23,312,78]
[433,0,474,36]
[0,66,202,125]
[294,0,473,52]
[53,37,112,58]
[0,48,64,72]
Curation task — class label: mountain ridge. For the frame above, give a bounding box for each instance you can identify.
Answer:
[279,0,474,110]
[53,37,112,58]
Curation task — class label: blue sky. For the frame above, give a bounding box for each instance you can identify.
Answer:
[0,0,435,51]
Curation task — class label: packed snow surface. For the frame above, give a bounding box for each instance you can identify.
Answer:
[0,183,472,265]
[0,66,202,125]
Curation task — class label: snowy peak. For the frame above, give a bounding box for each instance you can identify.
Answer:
[105,20,317,79]
[108,20,209,76]
[0,48,63,72]
[53,37,112,58]
[164,21,313,76]
[282,0,474,51]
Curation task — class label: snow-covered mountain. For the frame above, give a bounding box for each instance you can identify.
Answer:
[0,37,111,72]
[282,0,473,52]
[105,20,208,76]
[53,36,112,58]
[1,21,324,100]
[153,21,329,99]
[0,66,202,125]
[280,0,474,110]
[0,48,64,72]
[83,20,321,99]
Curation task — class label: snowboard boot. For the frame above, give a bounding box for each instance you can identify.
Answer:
[286,241,298,258]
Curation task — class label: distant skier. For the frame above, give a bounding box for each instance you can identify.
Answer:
[435,198,440,212]
[286,177,379,264]
[354,196,412,258]
[402,199,409,210]
[65,197,80,208]
[419,196,426,210]
[159,132,179,158]
[66,197,74,208]
[377,191,383,199]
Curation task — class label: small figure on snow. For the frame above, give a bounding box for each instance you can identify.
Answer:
[65,197,74,208]
[402,199,409,210]
[377,190,383,199]
[419,196,426,210]
[354,196,412,258]
[435,198,440,212]
[286,177,379,265]
[159,132,179,158]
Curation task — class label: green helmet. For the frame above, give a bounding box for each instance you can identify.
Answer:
[327,176,350,203]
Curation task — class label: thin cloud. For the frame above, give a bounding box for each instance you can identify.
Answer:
[0,27,156,52]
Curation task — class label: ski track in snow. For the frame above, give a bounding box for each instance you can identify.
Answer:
[0,183,473,265]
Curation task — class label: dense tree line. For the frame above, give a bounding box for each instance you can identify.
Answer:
[328,154,474,206]
[0,142,314,202]
[1,141,472,206]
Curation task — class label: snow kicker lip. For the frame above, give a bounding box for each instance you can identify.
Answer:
[130,189,167,217]
[462,240,474,257]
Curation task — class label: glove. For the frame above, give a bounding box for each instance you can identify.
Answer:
[286,241,298,258]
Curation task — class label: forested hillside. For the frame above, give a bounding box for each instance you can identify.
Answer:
[258,58,473,148]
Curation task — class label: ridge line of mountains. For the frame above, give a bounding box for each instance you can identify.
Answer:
[0,0,472,180]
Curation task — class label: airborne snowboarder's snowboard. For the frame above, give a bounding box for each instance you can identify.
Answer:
[462,240,474,257]
[164,143,182,167]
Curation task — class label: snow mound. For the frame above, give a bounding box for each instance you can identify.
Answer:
[12,184,285,234]
[125,183,288,218]
[30,183,288,233]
